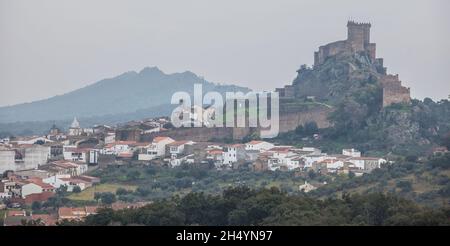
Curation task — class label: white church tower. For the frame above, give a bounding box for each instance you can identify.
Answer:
[69,117,82,136]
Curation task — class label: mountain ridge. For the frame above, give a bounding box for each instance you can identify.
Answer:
[0,66,251,124]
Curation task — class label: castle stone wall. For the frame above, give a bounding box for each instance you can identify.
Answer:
[278,103,333,133]
[380,74,411,107]
[141,127,253,142]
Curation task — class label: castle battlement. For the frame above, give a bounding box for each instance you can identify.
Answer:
[347,20,371,27]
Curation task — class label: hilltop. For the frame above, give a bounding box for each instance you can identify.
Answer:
[273,22,450,156]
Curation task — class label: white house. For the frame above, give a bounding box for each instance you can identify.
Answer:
[348,157,386,170]
[42,161,88,176]
[245,141,275,152]
[43,174,71,189]
[169,154,195,168]
[59,177,93,191]
[342,148,361,158]
[138,137,174,161]
[19,179,55,198]
[285,156,303,170]
[104,132,116,144]
[322,159,345,170]
[101,141,136,156]
[0,145,50,173]
[206,149,224,168]
[303,154,328,168]
[299,181,317,193]
[63,146,88,163]
[168,140,194,159]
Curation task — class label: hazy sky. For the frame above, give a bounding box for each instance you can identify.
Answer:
[1,0,449,107]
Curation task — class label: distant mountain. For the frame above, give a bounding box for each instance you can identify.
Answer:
[0,67,251,124]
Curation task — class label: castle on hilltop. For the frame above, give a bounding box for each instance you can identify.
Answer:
[314,21,377,66]
[277,21,411,108]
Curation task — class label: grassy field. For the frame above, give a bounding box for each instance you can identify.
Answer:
[0,209,6,225]
[68,183,137,201]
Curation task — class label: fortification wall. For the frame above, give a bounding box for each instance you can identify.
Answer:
[380,74,411,107]
[383,88,411,107]
[141,127,253,142]
[314,41,350,66]
[278,103,333,133]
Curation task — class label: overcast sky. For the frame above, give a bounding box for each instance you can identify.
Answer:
[1,0,449,107]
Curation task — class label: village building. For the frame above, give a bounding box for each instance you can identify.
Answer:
[58,206,98,221]
[342,148,361,157]
[138,136,174,161]
[245,140,275,152]
[0,145,50,173]
[299,181,317,193]
[68,117,83,136]
[222,144,246,167]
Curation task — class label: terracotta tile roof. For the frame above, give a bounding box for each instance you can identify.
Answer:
[7,210,26,217]
[268,146,292,152]
[153,136,172,143]
[247,140,264,145]
[118,152,133,158]
[105,141,137,148]
[130,142,151,147]
[58,207,73,217]
[227,143,245,148]
[168,140,191,147]
[26,178,55,190]
[58,206,98,219]
[208,149,223,155]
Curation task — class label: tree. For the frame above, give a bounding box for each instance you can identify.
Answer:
[99,192,117,205]
[348,171,355,179]
[116,188,130,196]
[31,201,42,211]
[94,192,102,203]
[72,186,82,193]
[405,155,418,162]
[304,122,319,135]
[295,125,304,136]
[308,170,317,179]
[127,170,141,181]
[396,180,413,193]
[34,140,45,145]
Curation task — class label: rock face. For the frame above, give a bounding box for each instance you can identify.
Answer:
[275,21,411,133]
[382,110,420,144]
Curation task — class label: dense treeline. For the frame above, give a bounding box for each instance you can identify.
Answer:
[58,187,450,226]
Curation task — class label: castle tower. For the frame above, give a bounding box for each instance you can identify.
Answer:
[347,21,371,52]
